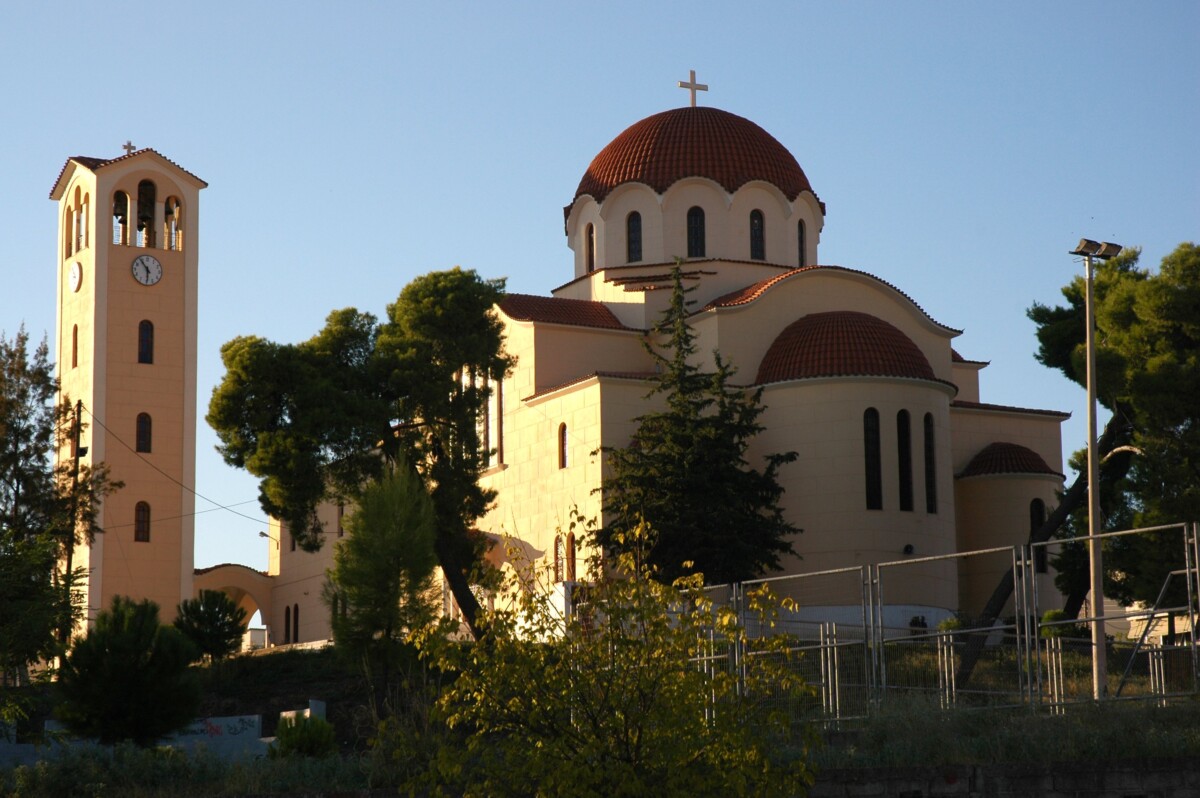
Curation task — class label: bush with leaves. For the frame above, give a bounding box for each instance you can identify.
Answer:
[55,596,200,746]
[270,714,337,759]
[174,589,249,663]
[422,520,817,798]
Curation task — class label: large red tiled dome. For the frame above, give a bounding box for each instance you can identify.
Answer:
[574,107,815,205]
[756,311,936,385]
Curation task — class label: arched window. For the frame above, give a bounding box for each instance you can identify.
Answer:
[136,413,152,453]
[626,211,642,263]
[749,209,765,260]
[136,180,156,248]
[798,220,807,267]
[134,501,151,542]
[138,320,154,364]
[293,603,300,641]
[164,197,182,251]
[686,206,705,258]
[284,606,291,643]
[864,408,882,510]
[113,191,130,245]
[1031,499,1048,573]
[337,503,345,538]
[558,423,568,469]
[554,535,565,582]
[923,413,937,513]
[585,224,596,273]
[71,325,78,369]
[565,531,577,582]
[897,410,913,511]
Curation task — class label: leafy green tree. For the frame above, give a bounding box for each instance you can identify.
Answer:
[598,267,799,585]
[323,464,439,715]
[208,268,512,638]
[427,521,816,798]
[1,329,118,696]
[174,589,249,663]
[1029,242,1200,608]
[55,596,200,746]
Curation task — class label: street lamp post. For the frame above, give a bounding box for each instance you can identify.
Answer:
[1070,237,1123,701]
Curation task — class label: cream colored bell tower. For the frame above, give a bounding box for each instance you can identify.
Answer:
[50,147,206,624]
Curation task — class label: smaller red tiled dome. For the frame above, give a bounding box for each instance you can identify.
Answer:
[756,311,935,385]
[959,442,1062,479]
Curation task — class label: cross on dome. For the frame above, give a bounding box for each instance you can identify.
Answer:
[677,69,708,107]
[122,140,136,156]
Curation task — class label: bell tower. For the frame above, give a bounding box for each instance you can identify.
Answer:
[50,147,206,624]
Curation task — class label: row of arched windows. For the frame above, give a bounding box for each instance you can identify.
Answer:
[589,209,812,268]
[283,603,301,644]
[863,408,937,513]
[111,181,185,251]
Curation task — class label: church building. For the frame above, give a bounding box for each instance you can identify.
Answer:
[55,83,1068,643]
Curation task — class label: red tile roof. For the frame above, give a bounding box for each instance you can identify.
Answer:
[702,265,959,333]
[574,107,818,205]
[756,311,937,385]
[524,370,656,401]
[49,149,208,198]
[959,442,1063,479]
[499,293,639,331]
[951,400,1071,419]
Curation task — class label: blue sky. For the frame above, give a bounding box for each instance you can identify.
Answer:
[1,2,1196,572]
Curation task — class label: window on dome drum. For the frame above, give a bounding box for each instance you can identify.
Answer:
[626,211,642,262]
[586,224,596,272]
[558,423,568,469]
[864,408,882,510]
[1031,499,1048,573]
[134,501,151,542]
[136,413,152,453]
[750,209,765,260]
[71,325,78,369]
[113,191,130,245]
[135,180,156,248]
[687,206,705,257]
[138,320,154,364]
[923,413,937,513]
[797,220,807,267]
[897,410,914,512]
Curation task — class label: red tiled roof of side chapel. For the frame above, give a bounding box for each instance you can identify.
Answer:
[499,293,637,331]
[959,442,1063,479]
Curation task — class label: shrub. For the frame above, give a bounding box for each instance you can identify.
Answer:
[270,714,337,759]
[174,589,248,663]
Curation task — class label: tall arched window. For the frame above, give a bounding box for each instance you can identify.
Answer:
[897,410,913,511]
[923,413,937,513]
[1030,499,1048,573]
[558,423,568,469]
[113,191,130,245]
[134,501,151,542]
[136,413,152,453]
[749,209,765,260]
[626,211,642,263]
[71,325,78,369]
[585,224,596,272]
[864,408,882,510]
[136,180,156,248]
[138,320,154,364]
[284,606,291,644]
[565,531,577,582]
[797,219,807,267]
[554,535,565,582]
[293,603,300,641]
[164,197,182,251]
[686,206,705,257]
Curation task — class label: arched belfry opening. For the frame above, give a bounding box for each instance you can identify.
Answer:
[113,191,130,245]
[164,196,183,251]
[136,179,156,247]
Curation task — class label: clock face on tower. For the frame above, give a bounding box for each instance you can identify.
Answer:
[131,254,163,286]
[69,262,83,292]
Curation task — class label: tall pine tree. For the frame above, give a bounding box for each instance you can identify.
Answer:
[598,267,799,585]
